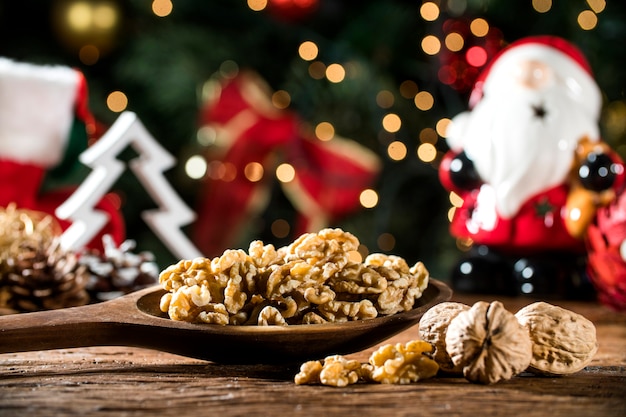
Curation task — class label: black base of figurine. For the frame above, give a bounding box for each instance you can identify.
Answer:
[450,246,596,300]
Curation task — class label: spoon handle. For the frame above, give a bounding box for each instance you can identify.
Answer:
[0,301,129,354]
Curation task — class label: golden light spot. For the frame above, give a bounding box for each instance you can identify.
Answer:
[276,163,296,183]
[185,155,207,179]
[420,2,440,21]
[449,191,464,207]
[271,219,290,238]
[578,10,598,30]
[531,0,552,13]
[67,2,92,32]
[326,63,346,83]
[445,32,464,52]
[106,91,128,112]
[360,189,379,208]
[470,18,489,37]
[587,0,606,13]
[315,122,335,141]
[152,0,173,17]
[436,118,452,137]
[376,90,395,108]
[382,113,402,133]
[414,91,434,111]
[298,41,319,61]
[377,233,396,252]
[421,35,441,55]
[94,3,117,28]
[399,80,418,99]
[272,90,291,109]
[247,0,267,12]
[417,143,437,162]
[387,141,407,161]
[448,206,456,222]
[419,127,438,144]
[244,162,264,182]
[308,61,326,79]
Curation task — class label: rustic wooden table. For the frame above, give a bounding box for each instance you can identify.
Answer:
[1,294,625,417]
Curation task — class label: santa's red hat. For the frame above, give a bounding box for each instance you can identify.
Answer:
[468,36,601,119]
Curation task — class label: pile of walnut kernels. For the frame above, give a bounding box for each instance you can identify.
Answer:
[158,228,429,326]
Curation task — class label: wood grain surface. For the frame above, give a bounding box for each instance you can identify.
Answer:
[1,295,625,417]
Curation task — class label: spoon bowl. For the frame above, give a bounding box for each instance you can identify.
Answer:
[0,279,452,364]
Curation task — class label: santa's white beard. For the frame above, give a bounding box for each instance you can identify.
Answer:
[451,85,599,219]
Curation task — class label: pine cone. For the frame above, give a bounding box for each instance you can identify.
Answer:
[0,239,89,314]
[80,235,159,302]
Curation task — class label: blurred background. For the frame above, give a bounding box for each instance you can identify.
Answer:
[1,0,625,280]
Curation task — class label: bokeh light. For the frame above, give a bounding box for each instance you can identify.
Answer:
[308,61,326,79]
[445,32,464,52]
[414,91,434,111]
[578,10,598,30]
[531,0,552,13]
[247,0,267,12]
[399,80,419,99]
[420,2,440,21]
[387,141,407,161]
[466,46,488,67]
[272,90,291,109]
[106,91,128,112]
[382,113,402,133]
[315,122,335,141]
[298,41,319,61]
[417,143,437,163]
[421,35,441,55]
[436,118,452,137]
[376,90,395,108]
[419,127,438,144]
[271,219,290,238]
[326,63,346,83]
[185,155,207,179]
[587,0,606,13]
[360,189,379,208]
[377,233,396,251]
[152,0,173,17]
[470,18,489,37]
[244,162,264,182]
[276,163,296,182]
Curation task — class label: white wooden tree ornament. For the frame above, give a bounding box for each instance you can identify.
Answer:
[56,111,203,260]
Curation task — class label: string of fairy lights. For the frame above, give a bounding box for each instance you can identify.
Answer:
[50,0,624,252]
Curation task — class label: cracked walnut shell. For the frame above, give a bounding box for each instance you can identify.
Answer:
[445,301,532,384]
[515,302,598,375]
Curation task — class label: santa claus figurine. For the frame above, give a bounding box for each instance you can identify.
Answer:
[439,36,625,299]
[0,57,125,249]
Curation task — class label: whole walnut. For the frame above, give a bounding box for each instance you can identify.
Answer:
[515,302,598,375]
[445,301,532,384]
[418,302,470,373]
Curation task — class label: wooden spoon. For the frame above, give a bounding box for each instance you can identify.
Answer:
[0,279,452,364]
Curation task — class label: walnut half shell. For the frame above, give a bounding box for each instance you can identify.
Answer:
[515,302,598,375]
[445,301,532,384]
